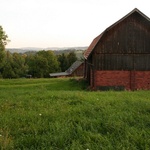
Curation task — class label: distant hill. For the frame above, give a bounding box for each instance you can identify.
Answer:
[46,46,87,51]
[6,47,87,59]
[6,47,88,54]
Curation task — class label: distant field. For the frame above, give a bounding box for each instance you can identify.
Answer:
[0,78,150,150]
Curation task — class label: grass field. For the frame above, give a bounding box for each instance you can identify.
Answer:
[0,78,150,150]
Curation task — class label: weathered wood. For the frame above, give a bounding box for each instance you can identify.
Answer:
[92,12,150,71]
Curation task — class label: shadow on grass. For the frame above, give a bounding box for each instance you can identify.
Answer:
[46,77,88,91]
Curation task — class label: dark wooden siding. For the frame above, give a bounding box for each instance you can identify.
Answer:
[93,54,150,70]
[70,63,84,76]
[93,12,150,71]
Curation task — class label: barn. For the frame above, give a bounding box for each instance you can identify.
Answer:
[50,60,84,77]
[84,8,150,90]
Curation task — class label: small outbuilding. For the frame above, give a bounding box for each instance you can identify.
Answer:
[84,8,150,90]
[50,60,84,77]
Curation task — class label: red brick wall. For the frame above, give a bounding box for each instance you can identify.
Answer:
[135,71,150,90]
[93,70,150,90]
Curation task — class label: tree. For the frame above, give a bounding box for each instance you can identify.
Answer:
[57,53,68,72]
[34,55,49,78]
[26,54,37,77]
[26,50,60,78]
[2,51,15,78]
[67,51,77,66]
[0,26,9,71]
[0,26,8,51]
[12,53,28,77]
[2,52,28,78]
[57,51,77,72]
[36,50,60,77]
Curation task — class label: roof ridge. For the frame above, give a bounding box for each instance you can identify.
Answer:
[84,8,150,59]
[106,8,150,32]
[66,60,83,74]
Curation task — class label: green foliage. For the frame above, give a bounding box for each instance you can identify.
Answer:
[67,51,77,66]
[0,50,6,69]
[12,53,28,77]
[0,26,79,78]
[0,26,28,78]
[0,26,9,70]
[27,50,60,78]
[57,51,77,72]
[32,55,49,78]
[2,51,15,78]
[37,50,60,75]
[2,52,28,78]
[0,25,77,78]
[57,53,68,71]
[0,78,150,149]
[0,26,8,51]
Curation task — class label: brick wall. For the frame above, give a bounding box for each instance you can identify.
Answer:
[135,71,150,90]
[93,70,150,90]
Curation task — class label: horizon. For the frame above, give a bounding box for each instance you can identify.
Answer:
[6,46,88,50]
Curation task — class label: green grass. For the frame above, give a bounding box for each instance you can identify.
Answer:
[0,78,150,150]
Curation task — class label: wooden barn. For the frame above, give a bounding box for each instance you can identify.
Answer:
[84,8,150,90]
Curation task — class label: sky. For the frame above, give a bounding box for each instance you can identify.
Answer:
[0,0,150,48]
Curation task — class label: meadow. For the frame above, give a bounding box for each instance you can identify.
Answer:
[0,78,150,150]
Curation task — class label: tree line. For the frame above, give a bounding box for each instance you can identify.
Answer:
[0,26,77,78]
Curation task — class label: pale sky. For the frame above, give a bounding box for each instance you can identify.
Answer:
[0,0,149,48]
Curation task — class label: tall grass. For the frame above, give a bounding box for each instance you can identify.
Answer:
[0,78,150,149]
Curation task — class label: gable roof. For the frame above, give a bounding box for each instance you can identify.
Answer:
[66,60,83,74]
[84,8,150,59]
[84,33,103,59]
[49,60,83,77]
